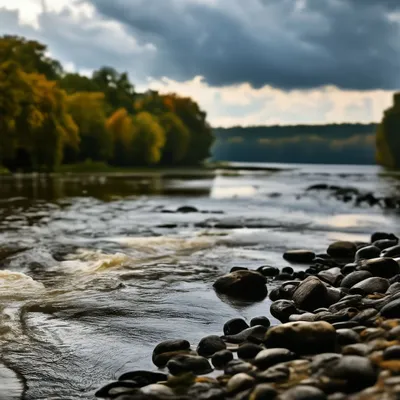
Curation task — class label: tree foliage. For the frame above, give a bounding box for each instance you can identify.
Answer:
[376,93,400,168]
[67,92,112,162]
[131,112,166,165]
[0,35,214,171]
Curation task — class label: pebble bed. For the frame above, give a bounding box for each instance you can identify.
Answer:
[95,231,400,400]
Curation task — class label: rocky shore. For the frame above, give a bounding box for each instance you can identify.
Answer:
[95,232,400,400]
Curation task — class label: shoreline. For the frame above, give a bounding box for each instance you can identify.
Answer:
[95,232,400,400]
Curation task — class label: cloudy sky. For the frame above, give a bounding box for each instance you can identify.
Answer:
[0,0,399,127]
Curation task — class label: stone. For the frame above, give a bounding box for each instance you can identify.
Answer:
[256,364,290,383]
[225,360,256,376]
[223,318,250,336]
[152,339,190,357]
[382,245,400,258]
[166,354,213,376]
[371,232,398,243]
[310,353,342,373]
[292,277,328,312]
[282,266,294,275]
[222,325,268,344]
[383,345,400,360]
[342,343,370,356]
[197,335,226,357]
[270,300,300,323]
[258,266,280,277]
[355,245,381,261]
[324,356,378,393]
[237,343,263,360]
[381,299,400,319]
[231,266,249,273]
[211,350,234,369]
[279,386,327,400]
[141,384,174,396]
[253,348,297,370]
[226,373,255,394]
[250,316,270,328]
[327,241,357,259]
[373,239,398,251]
[336,329,360,346]
[359,257,400,279]
[283,250,316,264]
[318,268,343,287]
[95,381,140,398]
[213,270,268,301]
[249,384,278,400]
[118,371,168,386]
[264,321,336,355]
[350,277,390,295]
[176,206,198,213]
[340,271,372,289]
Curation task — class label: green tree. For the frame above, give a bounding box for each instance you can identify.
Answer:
[92,67,135,113]
[376,92,400,168]
[67,92,113,162]
[0,35,62,80]
[131,112,166,165]
[59,73,101,94]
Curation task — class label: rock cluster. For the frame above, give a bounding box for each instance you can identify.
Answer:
[96,231,400,400]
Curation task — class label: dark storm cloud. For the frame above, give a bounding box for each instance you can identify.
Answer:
[1,0,399,90]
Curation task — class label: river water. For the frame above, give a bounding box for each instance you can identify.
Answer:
[0,163,400,399]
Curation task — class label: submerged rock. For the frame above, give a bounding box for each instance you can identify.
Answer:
[213,270,268,301]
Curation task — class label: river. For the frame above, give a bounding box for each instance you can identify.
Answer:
[0,163,399,399]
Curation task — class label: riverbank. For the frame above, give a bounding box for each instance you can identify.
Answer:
[95,233,400,400]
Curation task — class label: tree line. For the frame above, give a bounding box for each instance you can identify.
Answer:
[376,92,400,168]
[0,35,214,172]
[213,124,377,165]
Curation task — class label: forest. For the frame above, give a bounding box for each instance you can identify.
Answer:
[212,124,377,165]
[0,35,214,172]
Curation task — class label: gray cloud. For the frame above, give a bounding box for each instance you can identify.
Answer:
[1,0,399,90]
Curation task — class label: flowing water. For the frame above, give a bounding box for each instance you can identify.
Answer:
[1,163,400,399]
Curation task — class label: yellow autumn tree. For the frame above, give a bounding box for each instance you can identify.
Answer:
[67,92,113,162]
[106,108,134,165]
[131,112,166,165]
[0,61,78,171]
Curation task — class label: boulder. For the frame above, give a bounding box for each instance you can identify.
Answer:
[253,348,297,370]
[381,298,400,319]
[292,276,328,312]
[340,271,372,289]
[250,316,270,328]
[327,241,357,259]
[382,245,400,258]
[359,257,400,279]
[270,300,300,323]
[237,343,263,360]
[223,318,250,336]
[350,277,390,295]
[324,356,378,393]
[318,267,343,287]
[371,232,398,243]
[197,335,226,357]
[283,250,316,264]
[355,245,381,261]
[279,386,327,400]
[211,350,233,369]
[213,270,267,301]
[166,354,213,376]
[264,321,337,355]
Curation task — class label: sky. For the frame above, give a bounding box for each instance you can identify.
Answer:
[0,0,399,127]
